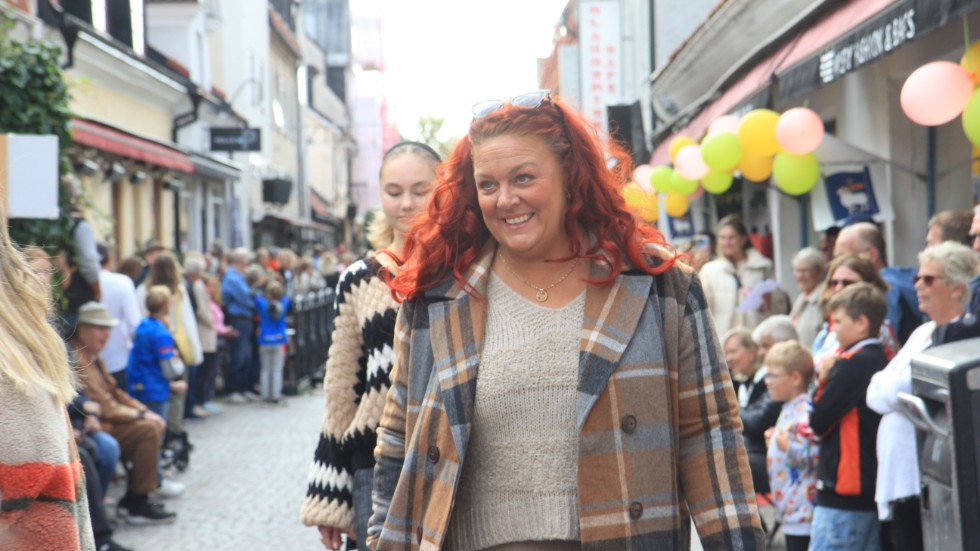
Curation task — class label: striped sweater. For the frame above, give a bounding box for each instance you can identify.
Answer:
[0,376,94,550]
[301,258,400,531]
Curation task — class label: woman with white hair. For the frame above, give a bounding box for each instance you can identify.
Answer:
[867,241,978,551]
[790,247,827,349]
[738,315,799,496]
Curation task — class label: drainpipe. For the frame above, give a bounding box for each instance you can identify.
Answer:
[171,88,202,255]
[926,127,936,220]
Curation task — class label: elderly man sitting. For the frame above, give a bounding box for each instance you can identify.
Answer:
[71,302,178,525]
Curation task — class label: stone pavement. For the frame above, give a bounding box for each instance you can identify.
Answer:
[111,393,328,551]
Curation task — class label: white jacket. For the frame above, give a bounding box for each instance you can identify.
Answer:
[699,248,774,336]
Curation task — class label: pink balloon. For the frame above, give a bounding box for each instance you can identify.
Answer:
[633,164,655,191]
[689,185,705,200]
[776,107,825,154]
[675,145,710,180]
[708,114,741,135]
[901,61,974,126]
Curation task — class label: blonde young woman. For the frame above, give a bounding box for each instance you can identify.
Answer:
[301,142,441,550]
[0,231,94,548]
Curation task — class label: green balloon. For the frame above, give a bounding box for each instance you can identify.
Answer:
[670,170,698,195]
[772,152,820,196]
[963,88,980,147]
[702,170,734,194]
[649,166,674,193]
[701,131,743,171]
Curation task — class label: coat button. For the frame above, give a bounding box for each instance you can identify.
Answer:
[621,414,637,434]
[427,445,440,464]
[417,526,423,543]
[629,501,643,519]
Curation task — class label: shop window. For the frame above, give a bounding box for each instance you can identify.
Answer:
[326,66,346,102]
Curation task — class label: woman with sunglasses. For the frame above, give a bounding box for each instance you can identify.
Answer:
[811,254,896,383]
[367,91,763,550]
[301,142,442,550]
[866,241,977,551]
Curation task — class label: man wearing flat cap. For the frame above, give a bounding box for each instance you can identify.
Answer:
[72,302,178,525]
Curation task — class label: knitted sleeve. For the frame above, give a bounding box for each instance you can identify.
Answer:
[300,260,371,530]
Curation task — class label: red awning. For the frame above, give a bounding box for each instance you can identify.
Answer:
[71,119,195,173]
[650,0,897,165]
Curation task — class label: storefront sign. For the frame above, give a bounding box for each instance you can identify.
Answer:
[210,128,261,152]
[578,0,622,132]
[668,210,695,240]
[824,167,880,225]
[780,0,980,100]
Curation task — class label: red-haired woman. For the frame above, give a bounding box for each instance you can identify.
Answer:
[367,91,764,550]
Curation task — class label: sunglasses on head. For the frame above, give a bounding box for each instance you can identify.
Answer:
[913,274,945,286]
[472,90,556,119]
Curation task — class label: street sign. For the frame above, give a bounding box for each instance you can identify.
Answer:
[210,128,261,152]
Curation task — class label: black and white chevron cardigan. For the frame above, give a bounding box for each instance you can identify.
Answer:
[300,257,399,531]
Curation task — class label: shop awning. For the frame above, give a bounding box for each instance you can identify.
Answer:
[191,152,242,180]
[650,0,898,165]
[71,118,195,173]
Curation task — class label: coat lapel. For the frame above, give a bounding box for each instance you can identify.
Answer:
[577,260,654,428]
[425,241,494,458]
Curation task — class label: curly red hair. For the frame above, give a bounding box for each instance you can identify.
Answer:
[387,95,677,302]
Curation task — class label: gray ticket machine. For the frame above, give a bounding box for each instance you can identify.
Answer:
[899,338,980,551]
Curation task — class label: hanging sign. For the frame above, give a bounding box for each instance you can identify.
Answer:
[824,167,880,225]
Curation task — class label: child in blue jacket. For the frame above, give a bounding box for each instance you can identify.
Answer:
[254,280,290,404]
[128,285,187,420]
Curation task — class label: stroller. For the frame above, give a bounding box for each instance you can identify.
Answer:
[160,427,193,472]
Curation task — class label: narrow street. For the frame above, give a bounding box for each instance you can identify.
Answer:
[105,388,783,551]
[111,393,327,551]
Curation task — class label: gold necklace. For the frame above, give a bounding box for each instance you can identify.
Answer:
[498,253,580,302]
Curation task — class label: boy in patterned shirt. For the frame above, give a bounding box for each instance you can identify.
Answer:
[765,340,819,551]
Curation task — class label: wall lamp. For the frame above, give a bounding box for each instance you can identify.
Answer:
[130,170,148,185]
[75,159,100,176]
[105,162,127,182]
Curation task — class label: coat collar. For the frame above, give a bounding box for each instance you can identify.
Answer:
[425,239,656,458]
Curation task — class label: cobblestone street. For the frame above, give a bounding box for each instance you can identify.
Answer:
[111,393,327,551]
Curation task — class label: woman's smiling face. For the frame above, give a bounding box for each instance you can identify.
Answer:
[473,134,570,261]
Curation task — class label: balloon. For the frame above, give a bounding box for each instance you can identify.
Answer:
[675,145,710,180]
[708,114,741,135]
[688,185,705,200]
[665,191,689,218]
[623,182,645,208]
[633,164,654,191]
[738,109,781,156]
[776,107,825,154]
[738,153,773,182]
[900,61,973,126]
[962,40,980,86]
[669,136,696,161]
[701,131,743,171]
[649,165,674,193]
[963,88,980,147]
[772,152,821,196]
[702,170,734,194]
[670,170,699,195]
[639,192,659,223]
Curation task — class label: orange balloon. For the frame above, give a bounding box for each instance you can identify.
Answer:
[962,40,980,86]
[665,192,689,218]
[738,153,774,182]
[738,109,781,156]
[669,136,696,162]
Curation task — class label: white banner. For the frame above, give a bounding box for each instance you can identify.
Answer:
[578,0,622,132]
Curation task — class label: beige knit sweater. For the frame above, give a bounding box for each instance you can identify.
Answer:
[445,273,584,551]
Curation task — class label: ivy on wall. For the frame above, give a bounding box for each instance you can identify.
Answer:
[0,14,75,250]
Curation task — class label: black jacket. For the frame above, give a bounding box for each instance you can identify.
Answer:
[738,376,782,457]
[810,342,887,511]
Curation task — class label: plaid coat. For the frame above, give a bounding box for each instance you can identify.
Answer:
[368,243,764,550]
